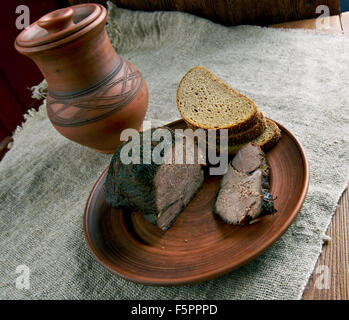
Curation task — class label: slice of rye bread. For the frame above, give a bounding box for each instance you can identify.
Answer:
[177,66,259,134]
[105,128,204,231]
[255,119,281,151]
[195,112,265,147]
[206,119,281,155]
[185,110,261,135]
[214,143,276,225]
[217,112,266,145]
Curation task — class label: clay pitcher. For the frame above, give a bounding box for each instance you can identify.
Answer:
[15,4,148,153]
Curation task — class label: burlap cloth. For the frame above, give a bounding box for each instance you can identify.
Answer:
[1,2,348,299]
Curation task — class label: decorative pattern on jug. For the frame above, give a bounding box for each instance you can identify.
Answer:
[47,58,143,127]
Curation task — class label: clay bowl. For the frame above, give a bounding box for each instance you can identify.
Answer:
[84,119,310,285]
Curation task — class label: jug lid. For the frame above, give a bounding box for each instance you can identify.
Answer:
[16,4,104,48]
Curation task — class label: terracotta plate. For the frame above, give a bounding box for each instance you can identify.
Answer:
[84,119,309,285]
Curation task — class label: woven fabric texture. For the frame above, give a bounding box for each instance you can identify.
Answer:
[0,2,348,299]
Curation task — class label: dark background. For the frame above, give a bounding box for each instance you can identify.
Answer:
[341,0,349,11]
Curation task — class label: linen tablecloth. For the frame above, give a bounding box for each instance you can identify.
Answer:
[0,2,348,299]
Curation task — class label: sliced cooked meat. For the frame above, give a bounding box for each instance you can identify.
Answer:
[231,142,264,173]
[215,168,263,224]
[155,159,204,230]
[214,143,276,225]
[105,128,204,231]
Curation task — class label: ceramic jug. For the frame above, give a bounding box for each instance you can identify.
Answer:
[15,4,148,153]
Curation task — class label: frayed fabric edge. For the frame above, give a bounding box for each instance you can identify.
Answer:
[7,80,48,150]
[31,79,48,101]
[8,103,46,152]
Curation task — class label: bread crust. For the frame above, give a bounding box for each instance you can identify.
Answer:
[205,118,281,155]
[226,113,266,145]
[259,120,281,151]
[195,112,265,145]
[185,110,260,135]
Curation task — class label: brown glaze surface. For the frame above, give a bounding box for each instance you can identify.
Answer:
[16,4,102,48]
[47,57,148,152]
[37,7,75,35]
[83,119,310,285]
[15,4,148,153]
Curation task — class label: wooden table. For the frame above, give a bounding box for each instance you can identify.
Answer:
[270,13,349,300]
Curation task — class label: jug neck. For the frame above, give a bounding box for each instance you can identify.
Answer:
[27,26,119,94]
[14,4,118,94]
